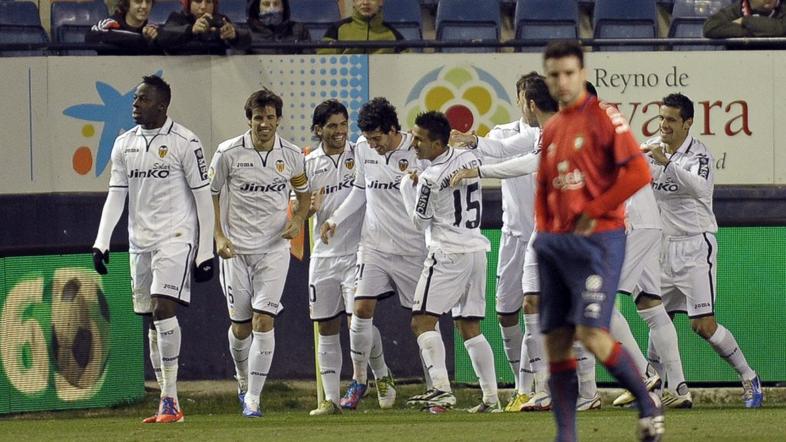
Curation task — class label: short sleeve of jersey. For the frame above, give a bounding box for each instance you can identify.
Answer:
[288,149,308,193]
[414,178,435,221]
[181,136,210,190]
[597,102,642,166]
[108,138,128,188]
[209,148,228,195]
[353,142,366,189]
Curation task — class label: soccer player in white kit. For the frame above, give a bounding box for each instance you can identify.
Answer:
[319,97,426,409]
[209,89,310,418]
[305,100,393,415]
[451,74,560,411]
[92,75,216,423]
[646,93,762,408]
[611,187,692,409]
[401,111,499,412]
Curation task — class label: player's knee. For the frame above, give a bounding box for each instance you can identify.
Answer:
[151,296,176,321]
[353,299,375,319]
[232,321,252,339]
[635,295,662,310]
[497,312,518,327]
[317,317,341,336]
[455,319,481,340]
[411,313,436,336]
[691,317,717,339]
[252,312,275,332]
[523,294,539,313]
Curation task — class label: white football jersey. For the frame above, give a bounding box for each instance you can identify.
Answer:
[408,147,491,254]
[646,135,718,236]
[209,132,307,254]
[478,120,540,238]
[108,118,208,252]
[626,185,662,230]
[355,132,427,256]
[306,141,362,258]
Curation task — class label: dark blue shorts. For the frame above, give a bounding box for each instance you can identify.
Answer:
[533,229,626,333]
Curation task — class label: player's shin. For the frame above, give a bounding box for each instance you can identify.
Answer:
[148,327,163,390]
[368,325,389,379]
[548,359,579,442]
[639,305,685,389]
[574,342,597,399]
[416,331,451,393]
[154,317,181,402]
[247,329,275,406]
[465,334,499,405]
[349,317,374,384]
[228,326,251,391]
[318,333,342,404]
[500,323,524,392]
[610,308,648,376]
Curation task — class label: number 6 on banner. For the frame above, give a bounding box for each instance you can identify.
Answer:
[0,276,49,395]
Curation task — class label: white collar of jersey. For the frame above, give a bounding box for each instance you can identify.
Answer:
[395,131,414,151]
[430,146,454,165]
[517,118,527,133]
[675,134,694,155]
[135,117,174,136]
[242,130,282,150]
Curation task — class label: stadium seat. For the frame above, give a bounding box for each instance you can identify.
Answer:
[219,0,246,27]
[0,1,49,56]
[289,0,340,41]
[436,0,500,53]
[514,0,578,52]
[669,0,732,50]
[50,0,108,55]
[149,0,181,25]
[593,0,659,51]
[383,0,422,41]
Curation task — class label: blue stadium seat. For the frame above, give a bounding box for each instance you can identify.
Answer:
[514,0,578,52]
[0,2,49,56]
[669,0,731,50]
[149,0,181,25]
[51,0,108,55]
[289,0,340,41]
[593,0,659,51]
[219,0,246,26]
[436,0,500,53]
[383,0,422,41]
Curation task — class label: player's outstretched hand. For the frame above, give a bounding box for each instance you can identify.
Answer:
[194,257,215,282]
[649,143,670,166]
[450,167,479,188]
[449,129,476,148]
[574,213,597,236]
[320,221,336,244]
[216,235,235,259]
[92,248,109,275]
[281,216,303,239]
[406,169,419,186]
[310,191,325,213]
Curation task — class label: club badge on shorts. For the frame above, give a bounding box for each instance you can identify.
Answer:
[345,157,355,170]
[158,145,168,158]
[398,159,409,172]
[275,159,285,173]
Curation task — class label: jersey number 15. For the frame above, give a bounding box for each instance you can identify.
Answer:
[452,182,481,228]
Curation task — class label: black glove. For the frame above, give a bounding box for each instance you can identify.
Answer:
[193,257,214,282]
[92,248,109,275]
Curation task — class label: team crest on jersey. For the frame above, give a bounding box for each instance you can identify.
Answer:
[345,158,355,170]
[398,159,409,172]
[158,145,168,158]
[574,136,584,150]
[275,159,286,173]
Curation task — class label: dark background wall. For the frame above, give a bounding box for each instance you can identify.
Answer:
[1,185,784,380]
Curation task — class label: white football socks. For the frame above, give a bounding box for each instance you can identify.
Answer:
[227,326,251,390]
[707,324,756,381]
[610,308,648,376]
[524,314,547,376]
[416,331,451,393]
[368,325,389,379]
[148,327,163,391]
[349,316,373,385]
[318,333,342,404]
[500,324,524,392]
[639,305,686,390]
[518,341,534,396]
[465,334,499,405]
[246,329,275,406]
[574,342,597,399]
[154,317,181,402]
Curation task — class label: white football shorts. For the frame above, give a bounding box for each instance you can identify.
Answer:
[495,232,527,315]
[129,241,195,314]
[308,254,356,321]
[219,248,290,322]
[618,228,662,301]
[354,247,424,309]
[660,233,717,318]
[412,250,487,319]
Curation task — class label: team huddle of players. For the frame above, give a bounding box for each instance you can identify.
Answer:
[92,41,763,441]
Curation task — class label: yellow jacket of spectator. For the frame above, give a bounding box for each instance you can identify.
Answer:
[318,8,405,54]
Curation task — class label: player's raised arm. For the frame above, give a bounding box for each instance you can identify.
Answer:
[92,139,129,274]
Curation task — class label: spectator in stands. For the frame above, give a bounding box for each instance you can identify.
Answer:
[704,0,786,37]
[85,0,163,54]
[318,0,405,54]
[246,0,310,54]
[157,0,251,54]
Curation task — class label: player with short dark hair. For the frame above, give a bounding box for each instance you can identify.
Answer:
[534,40,663,441]
[92,75,215,424]
[645,92,763,408]
[209,88,310,418]
[402,111,499,412]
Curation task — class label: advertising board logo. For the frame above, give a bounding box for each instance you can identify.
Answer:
[404,66,514,136]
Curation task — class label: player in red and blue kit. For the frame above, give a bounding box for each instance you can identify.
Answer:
[533,41,664,442]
